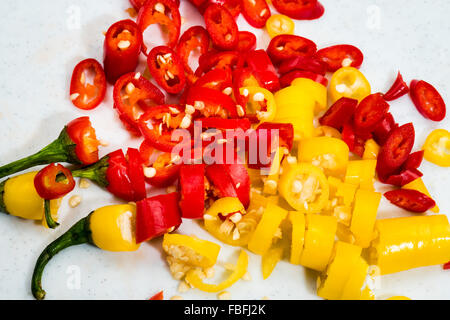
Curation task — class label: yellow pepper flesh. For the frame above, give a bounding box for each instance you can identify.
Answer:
[344,160,377,190]
[289,211,306,265]
[240,86,276,122]
[362,139,380,160]
[266,14,295,38]
[329,67,371,103]
[262,245,284,279]
[291,77,328,113]
[422,129,450,167]
[340,256,370,300]
[350,189,381,248]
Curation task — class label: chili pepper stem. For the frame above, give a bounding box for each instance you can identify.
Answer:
[44,199,59,229]
[0,127,79,179]
[71,155,110,188]
[0,180,7,214]
[31,215,93,300]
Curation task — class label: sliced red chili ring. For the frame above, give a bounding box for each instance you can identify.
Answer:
[403,150,424,170]
[232,67,264,107]
[113,72,165,136]
[223,163,251,208]
[34,164,75,200]
[138,105,187,152]
[237,31,257,52]
[205,164,239,199]
[194,0,241,18]
[66,117,100,165]
[204,3,239,50]
[316,44,364,72]
[341,123,366,157]
[199,117,252,131]
[384,189,435,213]
[131,0,180,10]
[278,54,326,76]
[195,51,242,76]
[256,122,294,151]
[267,34,317,64]
[69,59,106,110]
[241,50,280,92]
[272,0,324,20]
[372,112,398,146]
[186,86,238,118]
[353,93,390,133]
[194,68,233,92]
[383,72,409,102]
[126,148,147,201]
[409,80,446,121]
[319,97,358,130]
[381,168,423,187]
[147,46,186,94]
[241,0,271,28]
[137,0,181,54]
[279,70,328,88]
[179,164,206,219]
[103,19,143,84]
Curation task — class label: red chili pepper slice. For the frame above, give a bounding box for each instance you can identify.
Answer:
[381,168,423,187]
[353,93,390,133]
[199,117,252,131]
[126,148,147,201]
[232,67,264,108]
[34,164,75,200]
[372,113,398,146]
[341,123,366,157]
[113,72,165,136]
[179,164,206,219]
[256,122,294,151]
[267,34,317,64]
[409,80,446,121]
[241,50,280,92]
[272,0,324,20]
[319,97,358,130]
[137,0,181,53]
[403,150,424,171]
[194,68,233,92]
[131,0,180,11]
[147,46,186,94]
[237,31,257,52]
[192,0,241,18]
[316,44,364,72]
[223,163,251,208]
[443,262,450,270]
[204,4,239,50]
[205,164,239,199]
[384,189,435,213]
[279,70,328,88]
[149,290,164,300]
[105,150,135,202]
[186,86,238,118]
[195,51,242,76]
[66,117,100,165]
[136,193,182,243]
[376,123,415,179]
[383,72,409,101]
[103,19,143,84]
[278,54,326,76]
[241,0,271,28]
[69,59,106,110]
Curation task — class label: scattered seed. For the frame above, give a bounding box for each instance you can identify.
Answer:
[236,105,245,117]
[143,167,157,178]
[292,180,303,194]
[260,9,267,17]
[222,87,233,95]
[169,106,180,114]
[341,58,353,67]
[235,182,241,189]
[70,93,80,101]
[185,104,195,115]
[118,40,131,50]
[253,92,265,102]
[229,212,242,224]
[203,214,216,221]
[126,82,135,95]
[194,101,205,110]
[154,2,165,13]
[180,114,192,129]
[166,70,175,79]
[69,195,82,208]
[204,267,215,278]
[217,138,228,144]
[225,34,232,41]
[79,178,90,189]
[134,72,141,79]
[242,88,249,97]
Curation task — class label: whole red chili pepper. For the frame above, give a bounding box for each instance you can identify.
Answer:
[103,19,143,84]
[384,189,435,213]
[179,164,206,219]
[383,72,409,101]
[0,117,99,179]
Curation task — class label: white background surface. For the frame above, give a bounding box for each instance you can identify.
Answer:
[0,0,449,300]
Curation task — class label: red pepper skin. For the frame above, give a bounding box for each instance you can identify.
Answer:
[267,34,317,65]
[278,54,327,76]
[149,291,164,300]
[193,0,241,18]
[279,70,328,88]
[383,72,409,101]
[316,45,364,72]
[353,93,390,133]
[376,123,415,180]
[241,0,271,28]
[186,86,238,118]
[147,46,186,94]
[381,168,423,187]
[372,113,398,146]
[319,97,358,130]
[241,50,280,92]
[272,0,324,20]
[196,51,242,76]
[136,193,182,243]
[194,68,233,92]
[444,262,450,270]
[66,117,100,165]
[179,164,206,219]
[205,164,239,199]
[126,148,147,201]
[256,122,294,151]
[106,150,136,202]
[113,72,165,136]
[137,0,181,53]
[404,151,424,170]
[34,164,75,200]
[384,189,435,213]
[199,117,252,131]
[131,0,180,11]
[237,31,257,52]
[223,163,251,208]
[103,19,143,84]
[204,4,239,50]
[409,80,446,121]
[69,59,106,110]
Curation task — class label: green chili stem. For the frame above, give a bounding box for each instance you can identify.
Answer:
[71,155,110,188]
[31,214,93,300]
[44,199,59,229]
[0,180,7,214]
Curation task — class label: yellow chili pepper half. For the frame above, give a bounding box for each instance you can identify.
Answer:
[362,139,380,160]
[240,86,276,122]
[266,14,295,38]
[402,178,439,213]
[279,163,329,213]
[329,67,371,103]
[422,129,450,167]
[185,249,248,293]
[298,137,349,177]
[350,189,381,248]
[369,215,450,275]
[291,77,328,113]
[288,211,306,265]
[344,159,377,190]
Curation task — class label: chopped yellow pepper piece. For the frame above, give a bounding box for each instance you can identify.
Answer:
[291,77,328,113]
[362,139,380,160]
[344,160,377,190]
[266,14,295,38]
[387,296,411,300]
[350,189,381,248]
[329,67,371,103]
[262,245,284,279]
[402,178,439,213]
[289,211,306,265]
[240,86,277,122]
[340,256,370,300]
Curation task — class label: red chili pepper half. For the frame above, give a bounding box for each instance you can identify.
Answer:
[69,59,106,110]
[147,46,186,94]
[241,50,280,92]
[316,44,364,72]
[34,164,75,200]
[372,113,398,146]
[126,148,147,201]
[409,80,446,121]
[237,31,257,52]
[204,4,239,50]
[278,55,326,76]
[186,86,238,118]
[241,0,271,28]
[103,19,143,84]
[384,189,435,213]
[66,117,100,165]
[353,93,390,133]
[279,70,328,88]
[271,0,324,20]
[267,34,317,65]
[149,291,164,300]
[383,72,409,101]
[319,97,358,130]
[179,164,206,219]
[113,72,165,136]
[136,193,182,243]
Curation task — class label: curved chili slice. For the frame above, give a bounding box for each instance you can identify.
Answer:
[256,122,294,151]
[126,148,147,201]
[272,0,324,20]
[237,31,257,52]
[353,93,390,133]
[147,46,186,94]
[381,168,423,187]
[232,67,263,107]
[194,68,233,92]
[199,117,252,131]
[34,164,75,200]
[186,86,238,118]
[179,164,206,219]
[404,150,424,170]
[241,0,271,28]
[267,34,317,64]
[278,54,326,76]
[195,51,242,76]
[223,163,251,208]
[383,72,409,101]
[409,80,446,121]
[69,59,106,110]
[204,4,239,50]
[113,72,165,136]
[137,0,181,54]
[319,97,358,130]
[316,44,364,72]
[241,50,280,92]
[205,164,239,199]
[280,70,328,88]
[66,117,100,165]
[341,123,365,157]
[376,123,415,179]
[131,0,180,10]
[103,19,143,84]
[384,189,435,213]
[372,112,398,146]
[194,0,241,18]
